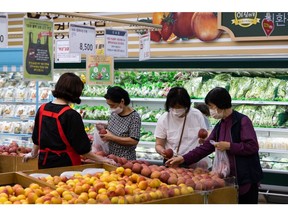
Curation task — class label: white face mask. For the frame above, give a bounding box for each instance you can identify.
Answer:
[209,108,224,119]
[110,106,123,114]
[170,108,186,118]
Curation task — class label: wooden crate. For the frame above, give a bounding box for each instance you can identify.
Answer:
[146,192,205,204]
[206,186,238,204]
[21,163,116,177]
[0,171,54,188]
[0,155,16,173]
[0,155,38,173]
[15,157,38,172]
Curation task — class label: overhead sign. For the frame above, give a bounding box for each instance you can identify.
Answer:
[55,39,81,63]
[105,29,128,58]
[0,13,8,48]
[139,32,151,61]
[218,12,288,41]
[23,18,53,81]
[86,55,114,85]
[69,23,96,55]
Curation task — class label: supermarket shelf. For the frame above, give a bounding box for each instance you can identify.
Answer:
[255,127,288,132]
[262,168,288,174]
[0,133,32,137]
[81,96,288,105]
[260,149,288,154]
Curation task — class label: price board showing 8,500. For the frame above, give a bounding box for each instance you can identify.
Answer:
[69,24,96,54]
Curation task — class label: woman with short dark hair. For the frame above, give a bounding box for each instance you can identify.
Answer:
[96,86,141,160]
[155,87,210,169]
[23,73,116,168]
[166,87,263,204]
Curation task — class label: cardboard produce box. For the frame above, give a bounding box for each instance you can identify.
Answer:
[0,155,38,173]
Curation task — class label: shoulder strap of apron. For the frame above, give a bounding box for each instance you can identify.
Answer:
[38,104,81,166]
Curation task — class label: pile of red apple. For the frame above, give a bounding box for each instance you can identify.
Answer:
[0,141,32,156]
[121,161,225,191]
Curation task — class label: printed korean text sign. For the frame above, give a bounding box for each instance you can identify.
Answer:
[218,12,288,41]
[23,18,54,81]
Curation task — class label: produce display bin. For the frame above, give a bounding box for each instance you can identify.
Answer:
[0,155,38,173]
[146,192,205,204]
[21,163,116,177]
[205,186,238,204]
[0,155,16,173]
[0,171,54,188]
[205,177,238,204]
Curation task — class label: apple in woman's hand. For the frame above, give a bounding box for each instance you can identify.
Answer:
[198,128,208,139]
[164,148,174,159]
[99,128,107,134]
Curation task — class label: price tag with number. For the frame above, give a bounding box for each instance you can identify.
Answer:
[69,24,96,55]
[0,13,8,48]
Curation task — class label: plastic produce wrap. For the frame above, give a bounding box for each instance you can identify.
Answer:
[212,149,230,178]
[235,77,254,99]
[183,77,202,98]
[245,77,269,99]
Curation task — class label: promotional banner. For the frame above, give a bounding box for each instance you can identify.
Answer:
[23,18,53,81]
[86,55,114,85]
[0,13,8,48]
[218,12,288,41]
[139,32,151,61]
[55,39,81,63]
[69,23,96,55]
[105,29,128,58]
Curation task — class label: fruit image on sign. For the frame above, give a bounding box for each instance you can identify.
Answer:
[148,12,223,43]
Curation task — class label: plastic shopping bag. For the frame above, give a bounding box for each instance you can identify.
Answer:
[92,129,109,154]
[212,149,230,178]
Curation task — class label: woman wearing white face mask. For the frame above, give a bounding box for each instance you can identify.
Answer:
[154,87,210,169]
[166,87,263,204]
[95,86,141,160]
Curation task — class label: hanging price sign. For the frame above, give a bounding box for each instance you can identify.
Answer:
[69,24,96,54]
[105,29,128,58]
[139,32,150,61]
[0,13,8,48]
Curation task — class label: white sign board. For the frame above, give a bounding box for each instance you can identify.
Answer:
[105,29,128,58]
[55,39,81,63]
[0,13,8,48]
[139,32,151,61]
[69,24,96,55]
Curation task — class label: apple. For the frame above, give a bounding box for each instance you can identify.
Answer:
[198,128,208,139]
[163,148,174,159]
[99,128,107,134]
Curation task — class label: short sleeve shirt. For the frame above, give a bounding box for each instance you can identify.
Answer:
[154,107,207,155]
[107,110,141,160]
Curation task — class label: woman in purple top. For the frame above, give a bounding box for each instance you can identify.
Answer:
[166,87,263,204]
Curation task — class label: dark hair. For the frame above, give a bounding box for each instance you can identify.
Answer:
[194,103,210,116]
[165,87,191,112]
[204,87,232,109]
[52,73,84,104]
[104,86,130,105]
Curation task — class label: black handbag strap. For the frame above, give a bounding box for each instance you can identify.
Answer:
[176,113,187,155]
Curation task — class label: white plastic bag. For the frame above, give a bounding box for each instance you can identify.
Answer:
[212,149,230,178]
[92,130,109,154]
